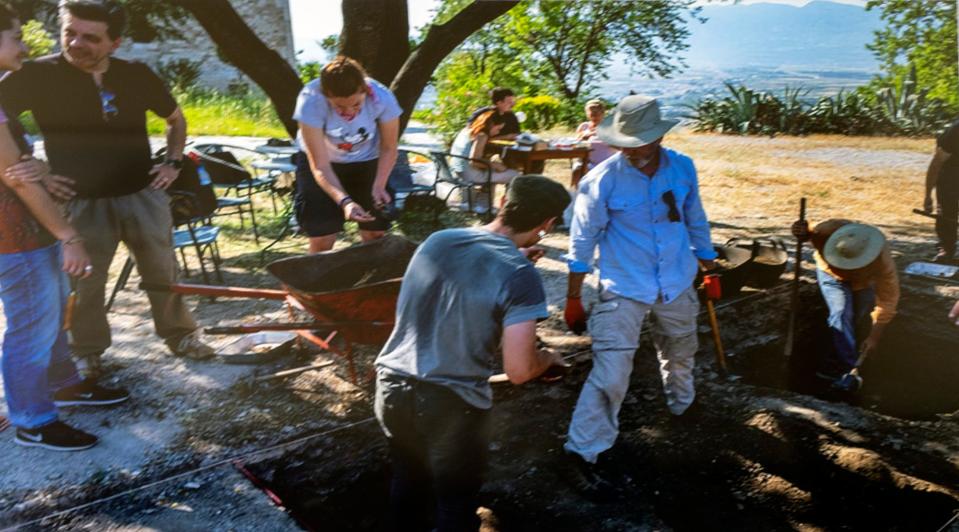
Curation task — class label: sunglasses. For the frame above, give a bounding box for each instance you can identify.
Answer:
[662,190,681,223]
[99,87,118,121]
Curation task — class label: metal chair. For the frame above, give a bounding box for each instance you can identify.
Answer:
[105,165,225,312]
[170,189,224,284]
[389,147,439,203]
[429,151,495,221]
[191,143,280,234]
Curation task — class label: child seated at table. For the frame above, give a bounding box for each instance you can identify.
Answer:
[571,99,616,189]
[562,100,617,226]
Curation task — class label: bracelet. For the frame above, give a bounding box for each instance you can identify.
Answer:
[62,235,85,246]
[338,195,354,208]
[566,294,581,299]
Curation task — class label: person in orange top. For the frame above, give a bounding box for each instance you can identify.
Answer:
[791,219,900,383]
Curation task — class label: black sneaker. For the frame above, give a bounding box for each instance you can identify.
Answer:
[559,451,616,501]
[54,380,130,407]
[15,421,98,452]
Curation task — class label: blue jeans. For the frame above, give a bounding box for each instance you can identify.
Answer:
[0,244,82,429]
[816,268,875,371]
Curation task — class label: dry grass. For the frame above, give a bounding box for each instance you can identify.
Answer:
[540,130,937,245]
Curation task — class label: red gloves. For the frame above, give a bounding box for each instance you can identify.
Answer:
[564,297,588,335]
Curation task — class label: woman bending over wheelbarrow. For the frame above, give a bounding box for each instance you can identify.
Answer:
[293,56,402,253]
[791,219,900,390]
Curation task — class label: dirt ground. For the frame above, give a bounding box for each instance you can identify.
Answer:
[1,132,958,531]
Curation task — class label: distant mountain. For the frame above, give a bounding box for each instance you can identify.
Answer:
[682,1,882,70]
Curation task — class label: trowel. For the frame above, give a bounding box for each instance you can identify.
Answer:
[833,349,868,393]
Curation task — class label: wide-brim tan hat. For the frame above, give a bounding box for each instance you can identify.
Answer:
[823,223,886,270]
[596,95,679,148]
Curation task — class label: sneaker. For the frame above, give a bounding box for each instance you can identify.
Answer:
[15,421,98,452]
[54,380,130,407]
[559,451,615,501]
[75,353,103,381]
[169,330,216,360]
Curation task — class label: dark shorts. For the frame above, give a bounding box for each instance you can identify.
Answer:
[293,152,393,237]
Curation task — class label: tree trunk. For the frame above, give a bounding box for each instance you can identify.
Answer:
[340,0,411,84]
[390,0,520,133]
[173,0,303,137]
[177,0,518,138]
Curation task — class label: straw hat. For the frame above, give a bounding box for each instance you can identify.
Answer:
[822,223,886,270]
[596,95,679,148]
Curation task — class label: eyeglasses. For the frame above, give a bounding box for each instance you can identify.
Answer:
[99,87,118,121]
[662,190,681,223]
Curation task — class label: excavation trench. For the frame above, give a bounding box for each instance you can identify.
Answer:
[243,283,959,531]
[726,285,959,420]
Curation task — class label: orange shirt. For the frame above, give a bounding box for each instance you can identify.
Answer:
[811,219,900,325]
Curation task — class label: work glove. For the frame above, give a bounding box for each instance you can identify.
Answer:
[564,297,588,335]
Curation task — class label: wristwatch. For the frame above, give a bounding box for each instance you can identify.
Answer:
[163,158,183,170]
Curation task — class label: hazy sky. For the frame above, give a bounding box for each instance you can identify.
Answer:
[290,0,868,63]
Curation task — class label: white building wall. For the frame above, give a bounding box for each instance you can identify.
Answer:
[118,0,296,91]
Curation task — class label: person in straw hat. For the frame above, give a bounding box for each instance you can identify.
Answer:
[561,95,718,497]
[791,219,900,385]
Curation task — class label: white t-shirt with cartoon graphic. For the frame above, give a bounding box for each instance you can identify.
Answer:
[294,77,403,164]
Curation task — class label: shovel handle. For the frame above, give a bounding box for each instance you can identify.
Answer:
[784,197,806,359]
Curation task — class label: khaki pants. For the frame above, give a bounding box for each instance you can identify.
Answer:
[67,188,197,358]
[565,287,699,463]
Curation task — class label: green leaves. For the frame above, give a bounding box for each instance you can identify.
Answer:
[425,0,699,139]
[688,78,949,137]
[865,0,957,110]
[22,20,54,59]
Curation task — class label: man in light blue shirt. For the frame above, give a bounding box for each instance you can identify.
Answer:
[561,96,717,497]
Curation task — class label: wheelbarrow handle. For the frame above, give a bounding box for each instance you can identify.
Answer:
[205,320,393,335]
[912,208,940,221]
[139,282,288,300]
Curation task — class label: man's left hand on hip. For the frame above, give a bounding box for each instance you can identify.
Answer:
[149,163,180,190]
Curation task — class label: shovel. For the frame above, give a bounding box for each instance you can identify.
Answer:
[702,273,728,376]
[833,349,869,393]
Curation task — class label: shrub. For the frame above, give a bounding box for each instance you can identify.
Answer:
[688,75,951,137]
[23,20,55,59]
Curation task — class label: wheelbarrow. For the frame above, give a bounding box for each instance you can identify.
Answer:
[142,235,419,384]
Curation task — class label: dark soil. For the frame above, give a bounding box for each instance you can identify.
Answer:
[245,282,959,532]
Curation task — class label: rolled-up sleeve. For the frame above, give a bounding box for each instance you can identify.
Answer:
[871,248,899,325]
[566,176,607,273]
[681,160,718,261]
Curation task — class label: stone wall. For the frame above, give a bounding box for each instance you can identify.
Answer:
[118,0,295,91]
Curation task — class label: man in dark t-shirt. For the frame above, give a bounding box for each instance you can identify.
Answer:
[0,0,213,377]
[374,176,569,531]
[923,117,959,263]
[467,86,521,140]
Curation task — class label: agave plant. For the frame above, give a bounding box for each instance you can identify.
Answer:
[874,65,950,135]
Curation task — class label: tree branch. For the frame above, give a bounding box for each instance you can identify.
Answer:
[390,0,520,132]
[173,0,302,137]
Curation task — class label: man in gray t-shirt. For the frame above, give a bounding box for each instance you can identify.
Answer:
[374,175,570,531]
